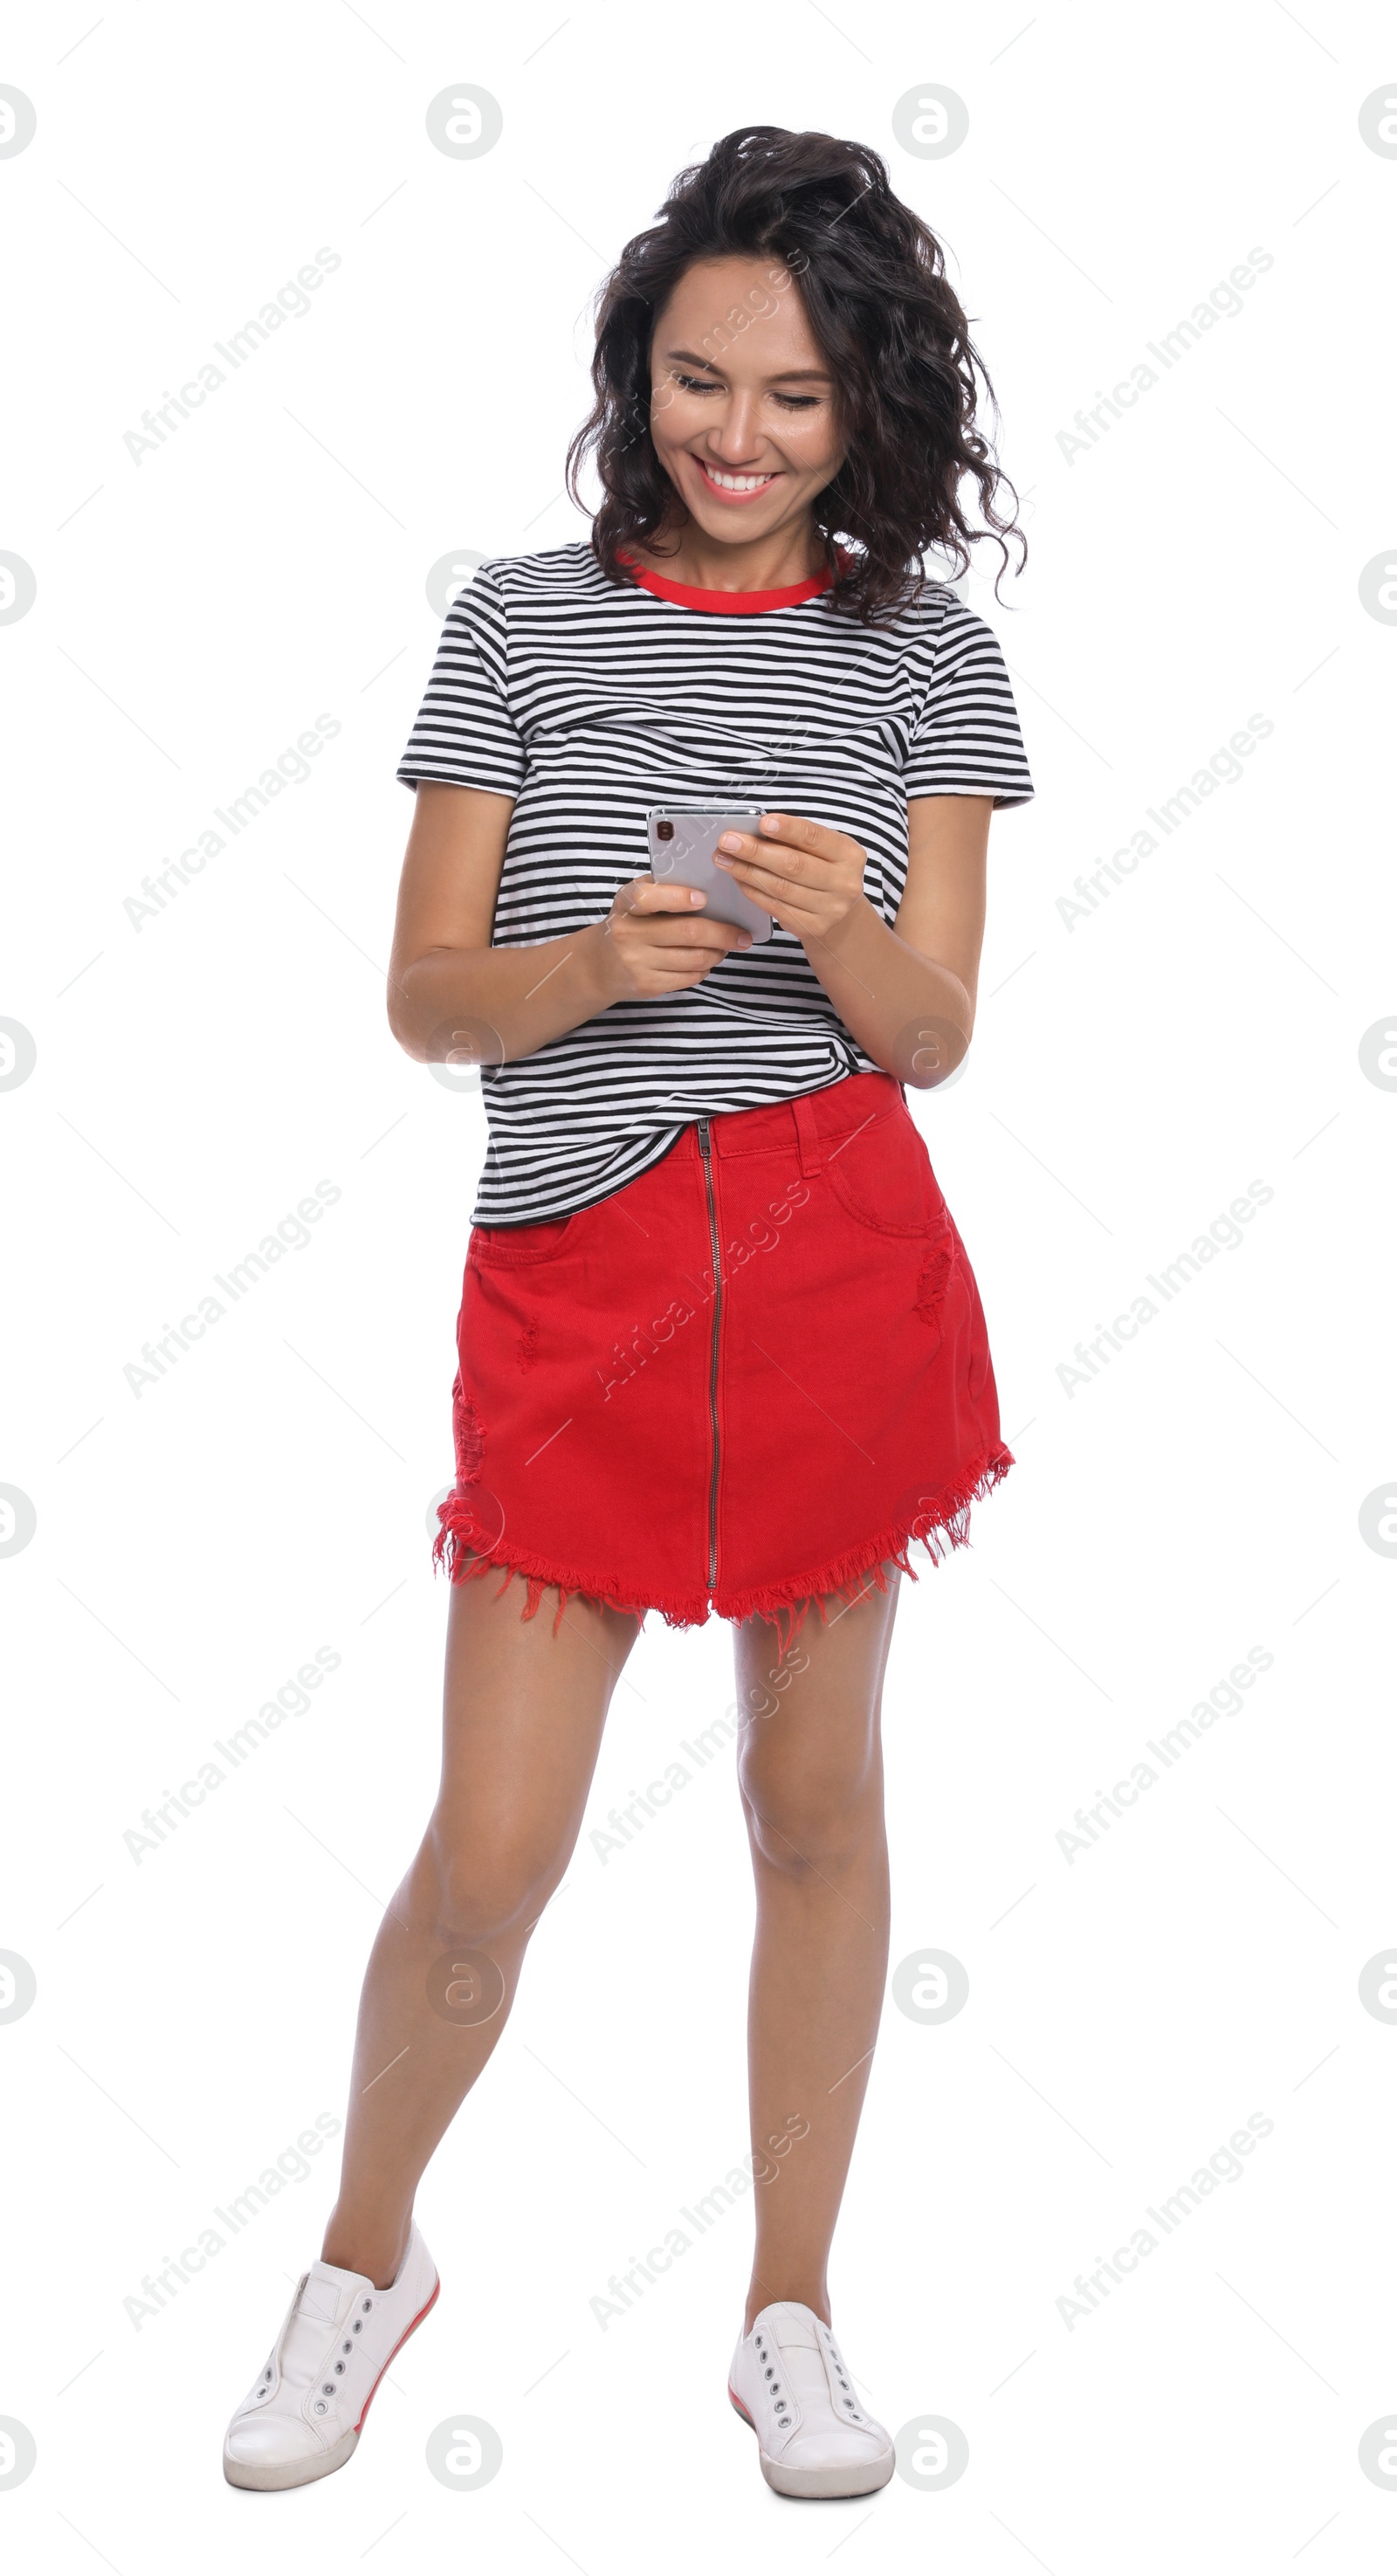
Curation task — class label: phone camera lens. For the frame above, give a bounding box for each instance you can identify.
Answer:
[657,820,674,842]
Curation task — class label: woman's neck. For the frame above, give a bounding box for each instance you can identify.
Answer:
[624,516,827,596]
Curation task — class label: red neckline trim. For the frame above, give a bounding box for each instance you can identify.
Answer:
[617,549,834,615]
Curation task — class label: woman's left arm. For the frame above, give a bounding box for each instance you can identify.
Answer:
[712,794,992,1087]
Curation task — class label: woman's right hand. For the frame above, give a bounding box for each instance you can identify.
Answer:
[591,877,753,1002]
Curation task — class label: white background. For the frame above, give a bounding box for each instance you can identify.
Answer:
[3,2,1395,2567]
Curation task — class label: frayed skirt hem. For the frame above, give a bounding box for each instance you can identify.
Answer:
[433,1444,1014,1647]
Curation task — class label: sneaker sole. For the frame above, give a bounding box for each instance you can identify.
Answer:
[224,2276,441,2492]
[727,2386,896,2500]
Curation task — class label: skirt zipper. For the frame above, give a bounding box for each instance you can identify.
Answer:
[697,1117,722,1593]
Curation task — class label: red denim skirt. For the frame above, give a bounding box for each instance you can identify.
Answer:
[434,1071,1013,1633]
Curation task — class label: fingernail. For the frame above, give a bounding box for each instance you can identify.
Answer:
[737,933,753,948]
[719,832,743,852]
[759,815,780,834]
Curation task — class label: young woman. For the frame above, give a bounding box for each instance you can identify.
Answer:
[224,125,1032,2503]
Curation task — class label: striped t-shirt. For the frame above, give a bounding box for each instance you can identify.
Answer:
[397,541,1033,1224]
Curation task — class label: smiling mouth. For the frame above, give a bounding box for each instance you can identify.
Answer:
[694,459,780,499]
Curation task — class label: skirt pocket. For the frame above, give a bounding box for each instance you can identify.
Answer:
[468,1215,576,1270]
[822,1096,946,1238]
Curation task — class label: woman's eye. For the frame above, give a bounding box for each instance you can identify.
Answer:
[661,375,820,410]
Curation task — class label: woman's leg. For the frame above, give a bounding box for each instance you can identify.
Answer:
[320,1573,641,2287]
[734,1571,899,2333]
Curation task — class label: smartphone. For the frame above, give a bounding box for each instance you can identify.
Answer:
[645,805,774,943]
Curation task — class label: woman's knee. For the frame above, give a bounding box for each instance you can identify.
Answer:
[738,1743,883,1878]
[412,1811,568,1946]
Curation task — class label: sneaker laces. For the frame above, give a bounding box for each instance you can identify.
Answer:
[249,2270,379,2410]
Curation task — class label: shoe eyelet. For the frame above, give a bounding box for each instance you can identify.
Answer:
[353,2320,362,2332]
[334,2363,345,2374]
[342,2341,352,2354]
[313,2400,327,2414]
[362,2298,373,2311]
[322,2383,334,2395]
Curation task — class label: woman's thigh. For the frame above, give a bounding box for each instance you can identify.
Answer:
[430,1573,642,1898]
[733,1573,900,1849]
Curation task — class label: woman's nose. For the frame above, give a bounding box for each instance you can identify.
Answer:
[708,394,766,461]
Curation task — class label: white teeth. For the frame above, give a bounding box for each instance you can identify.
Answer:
[702,465,774,491]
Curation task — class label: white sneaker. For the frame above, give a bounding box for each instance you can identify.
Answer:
[728,2300,895,2499]
[223,2227,439,2490]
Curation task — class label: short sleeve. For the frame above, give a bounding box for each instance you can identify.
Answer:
[905,597,1034,809]
[396,563,526,797]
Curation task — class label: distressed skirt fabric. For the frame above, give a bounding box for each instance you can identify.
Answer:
[434,1070,1013,1632]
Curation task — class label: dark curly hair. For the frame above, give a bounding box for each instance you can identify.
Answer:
[566,124,1025,627]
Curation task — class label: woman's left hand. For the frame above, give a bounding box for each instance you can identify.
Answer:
[715,813,870,950]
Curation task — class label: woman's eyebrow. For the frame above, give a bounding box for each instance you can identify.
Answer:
[661,346,833,382]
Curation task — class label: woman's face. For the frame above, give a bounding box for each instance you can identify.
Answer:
[647,254,845,543]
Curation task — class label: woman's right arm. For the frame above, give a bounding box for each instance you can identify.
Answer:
[386,782,752,1066]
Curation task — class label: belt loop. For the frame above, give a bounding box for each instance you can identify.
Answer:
[793,1092,824,1178]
